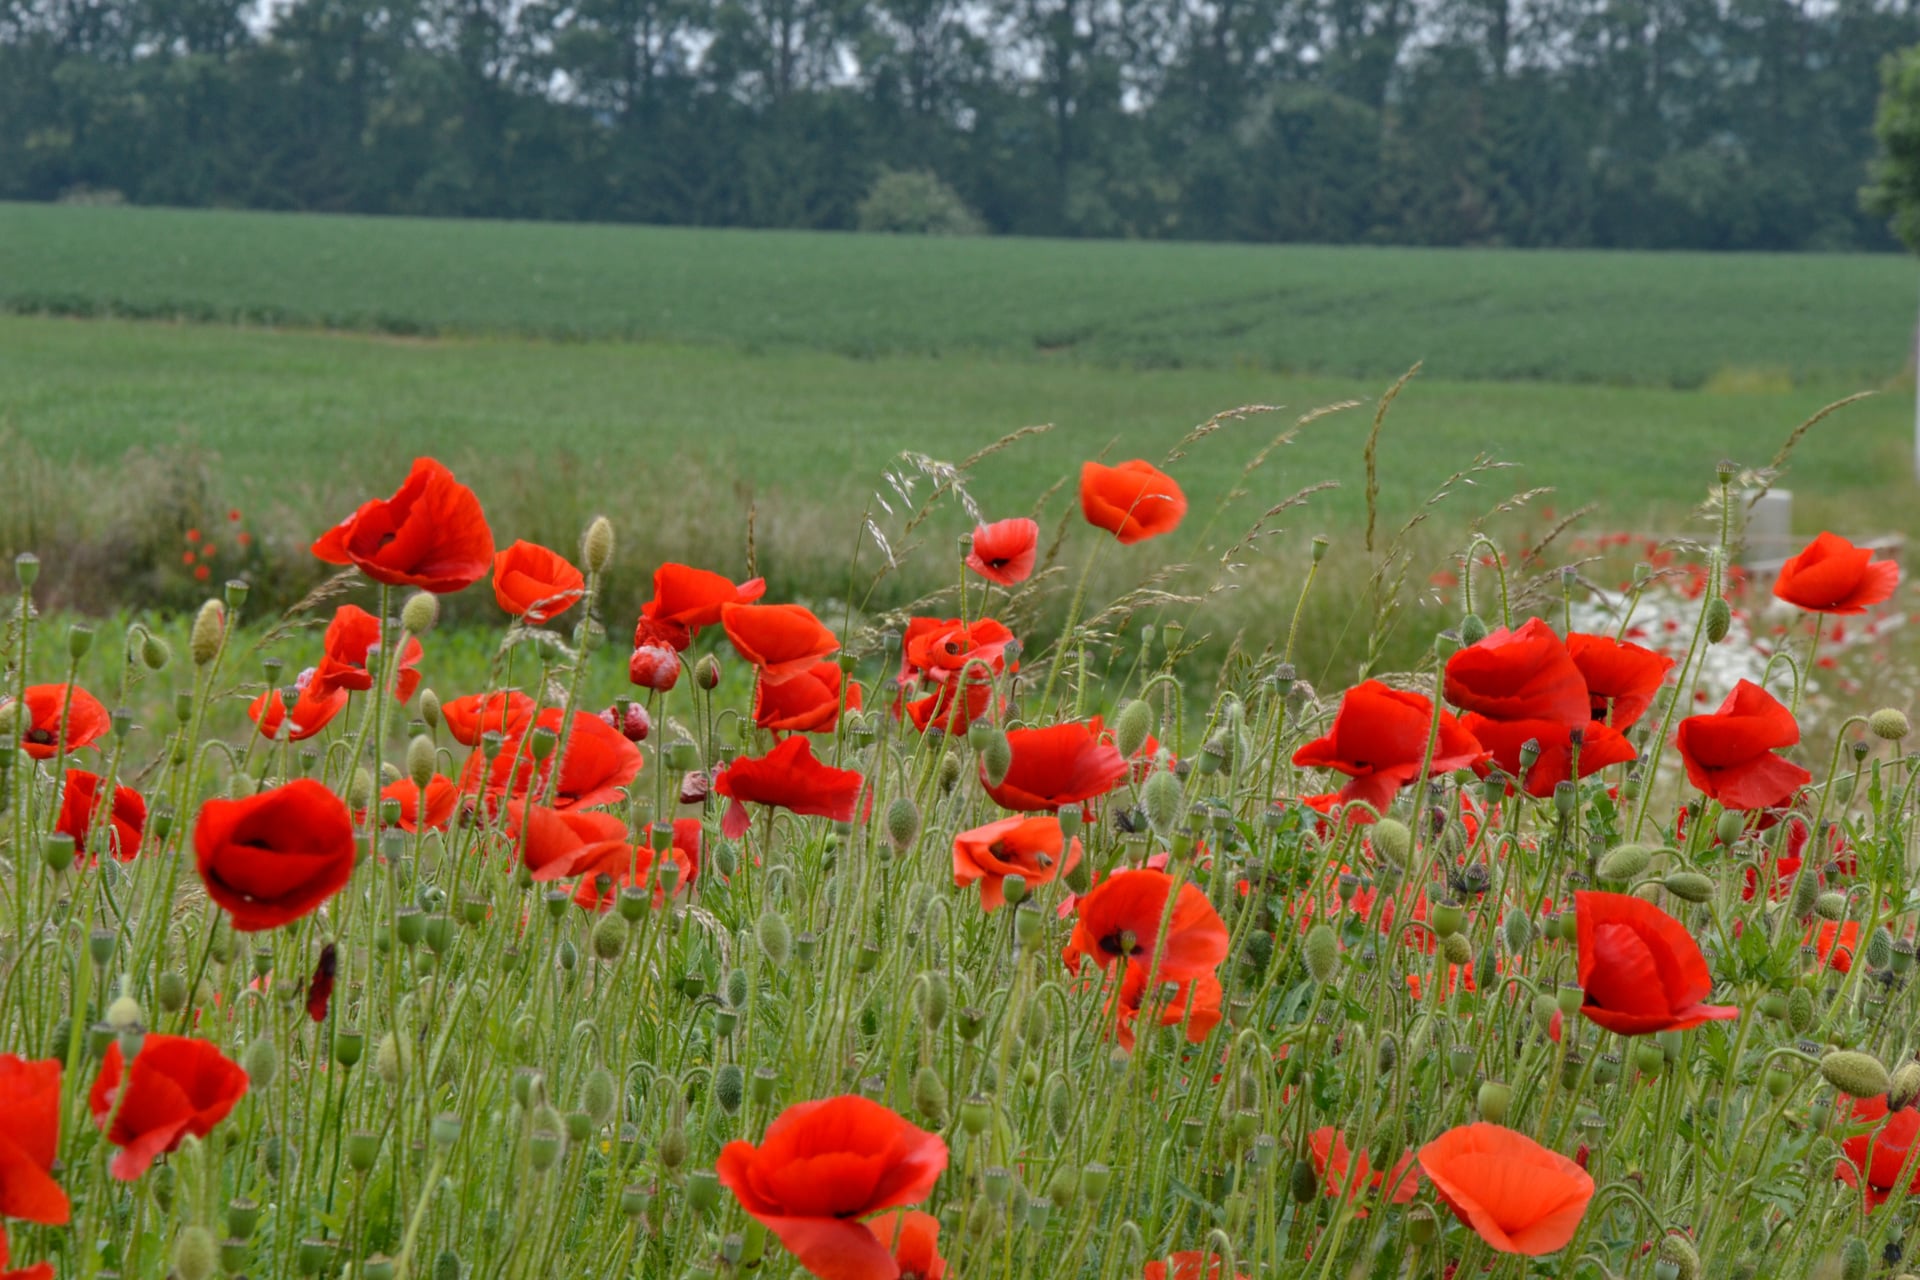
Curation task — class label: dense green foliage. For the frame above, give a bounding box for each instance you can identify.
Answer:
[1,0,1914,250]
[3,205,1913,387]
[1868,45,1920,253]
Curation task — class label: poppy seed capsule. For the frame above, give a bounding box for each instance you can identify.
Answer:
[190,598,225,665]
[1820,1050,1892,1099]
[1440,932,1473,967]
[1430,899,1466,938]
[1870,708,1911,741]
[1704,596,1732,643]
[1477,1081,1512,1123]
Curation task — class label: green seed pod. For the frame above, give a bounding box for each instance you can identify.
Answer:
[1476,1081,1512,1123]
[347,1128,381,1173]
[1662,872,1714,904]
[1814,891,1847,922]
[751,1066,777,1105]
[1142,769,1185,837]
[1867,927,1895,971]
[582,516,616,574]
[1869,708,1910,741]
[886,795,921,852]
[1407,1204,1438,1246]
[174,1225,217,1280]
[687,1169,721,1214]
[713,1062,745,1115]
[913,1064,949,1125]
[756,910,792,966]
[155,969,188,1013]
[1440,932,1472,967]
[1114,700,1155,760]
[190,599,226,665]
[243,1034,279,1091]
[582,1064,617,1123]
[1431,899,1466,938]
[334,1028,365,1068]
[591,912,628,962]
[1046,1076,1073,1138]
[982,732,1013,787]
[1840,1236,1868,1280]
[1787,986,1815,1036]
[1705,596,1732,643]
[139,629,173,670]
[1820,1050,1892,1099]
[917,971,950,1031]
[1303,924,1339,984]
[1289,1158,1318,1203]
[1597,843,1653,882]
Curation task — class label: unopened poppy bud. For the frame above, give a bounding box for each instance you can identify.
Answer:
[1503,910,1533,955]
[590,912,627,962]
[1841,1237,1869,1280]
[1142,768,1184,836]
[393,591,437,639]
[1476,1081,1512,1123]
[659,738,700,773]
[912,1063,949,1125]
[1598,843,1653,882]
[1362,819,1410,869]
[1460,612,1489,646]
[885,795,921,851]
[344,767,373,813]
[1868,926,1895,971]
[399,734,436,792]
[982,732,1013,786]
[1044,1078,1074,1140]
[1701,595,1731,644]
[1533,993,1560,1033]
[1787,985,1815,1035]
[575,515,615,574]
[699,1061,741,1117]
[191,599,225,665]
[756,910,792,966]
[375,1032,409,1087]
[1303,924,1338,983]
[694,654,722,690]
[1113,699,1155,760]
[1870,708,1911,741]
[170,1223,218,1280]
[1814,890,1847,921]
[1891,1062,1920,1111]
[243,1034,279,1090]
[1662,872,1714,904]
[1375,1032,1398,1075]
[1823,1050,1892,1099]
[1288,1158,1318,1203]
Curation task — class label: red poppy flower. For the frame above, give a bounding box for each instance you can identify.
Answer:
[1307,1128,1420,1210]
[1292,681,1486,819]
[463,710,643,811]
[506,802,631,880]
[0,1056,68,1224]
[1445,618,1589,725]
[952,816,1083,912]
[1836,1094,1920,1209]
[600,702,651,743]
[982,720,1128,812]
[1566,632,1673,730]
[194,779,357,932]
[7,685,109,760]
[1811,919,1861,972]
[1112,965,1222,1050]
[492,540,586,624]
[1675,680,1812,811]
[722,603,840,684]
[1080,459,1187,545]
[1774,532,1899,615]
[716,1096,947,1280]
[966,518,1039,586]
[1063,868,1229,981]
[1417,1123,1594,1256]
[312,605,423,701]
[1458,714,1637,799]
[56,769,146,862]
[88,1034,248,1180]
[629,643,682,692]
[0,1228,55,1280]
[755,662,859,736]
[899,617,1017,688]
[903,682,994,735]
[311,457,494,593]
[1574,890,1738,1035]
[866,1210,945,1280]
[306,943,337,1023]
[1142,1252,1248,1280]
[440,690,534,746]
[715,736,865,839]
[248,677,350,742]
[569,819,701,911]
[381,775,456,831]
[639,563,768,650]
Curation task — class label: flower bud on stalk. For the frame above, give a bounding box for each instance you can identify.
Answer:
[401,591,439,637]
[1705,597,1732,643]
[1662,872,1714,904]
[191,599,225,666]
[1303,925,1338,984]
[1114,699,1154,760]
[1820,1050,1892,1099]
[886,795,921,852]
[1787,986,1815,1035]
[582,516,615,574]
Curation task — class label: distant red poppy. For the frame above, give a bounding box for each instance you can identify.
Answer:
[312,604,423,702]
[7,684,110,760]
[441,689,534,746]
[311,457,495,593]
[639,563,768,650]
[1112,965,1222,1050]
[867,1210,946,1280]
[492,540,586,623]
[755,662,858,736]
[1675,680,1811,811]
[89,1034,248,1181]
[1811,919,1861,972]
[1293,680,1486,819]
[248,676,350,742]
[722,603,840,684]
[1063,868,1229,982]
[966,518,1040,586]
[0,1056,68,1225]
[982,720,1128,812]
[716,1096,947,1280]
[194,779,357,932]
[1575,890,1738,1035]
[1566,632,1673,729]
[952,816,1082,912]
[1774,532,1899,615]
[56,769,146,862]
[1080,460,1187,545]
[464,709,643,812]
[380,775,456,832]
[715,736,865,839]
[1142,1252,1248,1280]
[1836,1094,1920,1209]
[1307,1128,1421,1210]
[1418,1123,1593,1256]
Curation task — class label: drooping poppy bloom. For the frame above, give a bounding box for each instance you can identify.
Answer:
[1675,680,1812,811]
[440,689,534,746]
[1292,680,1486,819]
[6,684,110,760]
[380,775,456,832]
[1574,890,1739,1035]
[715,1096,947,1280]
[1835,1094,1920,1209]
[56,769,146,863]
[966,518,1039,586]
[1445,620,1636,797]
[952,816,1083,912]
[755,662,859,736]
[88,1034,248,1181]
[492,540,587,624]
[1063,868,1230,982]
[506,802,631,880]
[311,457,495,593]
[1566,632,1673,730]
[312,604,423,702]
[248,675,350,742]
[463,709,644,812]
[1141,1252,1249,1280]
[1307,1128,1421,1210]
[982,720,1128,812]
[715,736,865,839]
[1080,459,1187,545]
[638,563,768,651]
[722,603,840,684]
[1417,1123,1594,1256]
[194,779,357,932]
[1112,965,1223,1050]
[866,1210,946,1280]
[1774,532,1900,615]
[0,1056,68,1225]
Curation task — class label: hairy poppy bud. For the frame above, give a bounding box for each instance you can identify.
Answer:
[1441,932,1472,967]
[1787,986,1814,1035]
[403,734,436,791]
[711,1061,744,1115]
[913,1064,949,1125]
[1289,1158,1318,1203]
[1704,596,1731,644]
[1841,1237,1869,1280]
[1370,818,1411,865]
[1460,612,1489,646]
[1814,891,1847,922]
[1503,910,1533,955]
[1891,1062,1920,1112]
[1868,926,1895,971]
[191,599,225,665]
[591,913,627,962]
[582,516,615,574]
[1787,868,1820,921]
[886,795,921,852]
[1598,843,1653,882]
[1114,699,1154,760]
[174,1224,217,1280]
[244,1034,279,1091]
[694,654,722,690]
[982,732,1013,787]
[1303,924,1338,983]
[756,910,792,966]
[1821,1050,1892,1099]
[1142,768,1184,836]
[1662,872,1713,904]
[1046,1078,1073,1139]
[345,768,374,814]
[400,591,439,637]
[1870,707,1912,741]
[376,1032,409,1088]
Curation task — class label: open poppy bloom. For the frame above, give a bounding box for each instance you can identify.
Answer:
[899,617,1017,688]
[755,661,859,736]
[89,1034,248,1181]
[1307,1128,1420,1211]
[6,684,110,760]
[492,540,586,623]
[716,1095,947,1280]
[982,720,1128,812]
[722,603,840,683]
[507,802,631,880]
[381,775,456,832]
[1063,868,1229,981]
[639,563,768,650]
[1112,965,1222,1050]
[1774,532,1899,614]
[1142,1252,1249,1280]
[56,769,146,862]
[441,689,535,746]
[194,779,358,932]
[1835,1094,1920,1209]
[248,674,350,742]
[1675,679,1811,811]
[312,604,423,702]
[1574,890,1738,1035]
[570,819,701,911]
[311,457,495,593]
[1292,680,1486,820]
[1445,620,1635,796]
[952,816,1082,912]
[1418,1123,1594,1255]
[0,1056,68,1225]
[462,709,643,812]
[1566,632,1673,729]
[866,1210,945,1280]
[1080,459,1187,545]
[966,518,1039,586]
[715,736,865,839]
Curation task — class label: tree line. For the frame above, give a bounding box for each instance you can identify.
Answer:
[3,0,1915,249]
